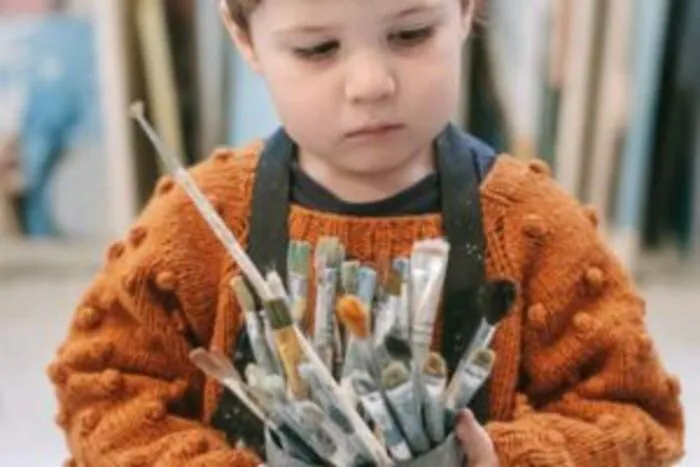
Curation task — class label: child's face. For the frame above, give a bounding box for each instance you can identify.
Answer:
[225,0,472,175]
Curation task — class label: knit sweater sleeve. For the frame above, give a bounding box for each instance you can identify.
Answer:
[486,161,685,466]
[47,153,260,466]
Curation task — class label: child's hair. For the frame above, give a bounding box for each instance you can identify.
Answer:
[225,0,485,33]
[225,0,258,32]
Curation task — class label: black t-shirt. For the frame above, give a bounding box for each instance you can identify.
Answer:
[290,159,441,216]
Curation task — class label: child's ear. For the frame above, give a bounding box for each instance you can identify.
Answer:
[459,0,476,41]
[219,0,262,73]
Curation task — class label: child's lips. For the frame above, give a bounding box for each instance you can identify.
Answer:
[345,123,405,140]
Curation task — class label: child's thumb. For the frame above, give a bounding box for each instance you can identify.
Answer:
[456,409,478,449]
[455,409,496,465]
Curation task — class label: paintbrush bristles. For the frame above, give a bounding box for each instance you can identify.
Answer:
[384,334,413,362]
[336,296,370,339]
[129,101,145,119]
[422,352,447,377]
[231,276,256,312]
[470,348,496,369]
[478,280,517,325]
[411,239,450,263]
[288,241,311,274]
[381,361,410,390]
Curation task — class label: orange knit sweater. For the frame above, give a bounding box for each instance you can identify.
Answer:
[48,144,684,466]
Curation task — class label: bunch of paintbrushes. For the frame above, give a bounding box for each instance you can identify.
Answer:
[195,237,515,465]
[130,101,516,466]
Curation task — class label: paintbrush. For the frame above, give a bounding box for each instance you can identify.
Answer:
[287,240,311,326]
[377,331,413,370]
[448,280,516,397]
[130,102,388,463]
[337,295,381,380]
[464,280,517,357]
[230,276,281,376]
[445,348,496,412]
[340,260,360,296]
[189,348,268,423]
[129,101,272,303]
[339,260,360,356]
[356,266,378,313]
[382,361,431,455]
[263,374,328,464]
[392,258,412,342]
[373,270,403,346]
[313,237,342,371]
[268,271,392,465]
[351,371,413,463]
[410,239,450,366]
[264,271,309,400]
[297,401,355,466]
[294,329,391,464]
[421,352,448,444]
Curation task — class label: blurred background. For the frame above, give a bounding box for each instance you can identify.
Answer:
[0,0,698,464]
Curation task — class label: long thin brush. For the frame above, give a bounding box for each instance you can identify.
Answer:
[129,101,271,302]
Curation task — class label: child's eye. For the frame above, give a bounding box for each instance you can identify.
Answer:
[389,26,435,47]
[293,41,340,61]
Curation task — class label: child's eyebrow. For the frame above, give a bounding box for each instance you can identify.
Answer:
[275,2,443,36]
[391,3,443,19]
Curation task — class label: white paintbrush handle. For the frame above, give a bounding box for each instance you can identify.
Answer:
[294,326,392,466]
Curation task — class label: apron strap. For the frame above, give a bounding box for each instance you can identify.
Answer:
[211,126,493,454]
[436,125,490,425]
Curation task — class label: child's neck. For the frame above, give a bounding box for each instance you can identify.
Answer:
[297,147,435,204]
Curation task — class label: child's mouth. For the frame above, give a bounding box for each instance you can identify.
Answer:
[346,124,405,140]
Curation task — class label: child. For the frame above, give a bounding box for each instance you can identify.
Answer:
[48,0,684,465]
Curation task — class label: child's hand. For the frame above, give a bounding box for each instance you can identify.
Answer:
[455,409,499,467]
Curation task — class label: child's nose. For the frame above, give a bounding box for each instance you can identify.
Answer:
[344,52,397,104]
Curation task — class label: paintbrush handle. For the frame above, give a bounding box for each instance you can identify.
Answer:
[294,326,392,466]
[450,320,495,388]
[131,104,271,302]
[220,377,269,424]
[273,328,309,400]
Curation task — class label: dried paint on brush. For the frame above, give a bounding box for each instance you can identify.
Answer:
[382,361,431,454]
[287,241,311,325]
[421,352,448,444]
[265,271,308,400]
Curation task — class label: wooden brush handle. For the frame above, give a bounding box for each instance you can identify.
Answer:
[274,327,308,399]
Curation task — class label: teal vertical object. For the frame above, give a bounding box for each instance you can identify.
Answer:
[614,0,670,232]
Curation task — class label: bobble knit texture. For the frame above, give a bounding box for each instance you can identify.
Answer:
[48,145,684,466]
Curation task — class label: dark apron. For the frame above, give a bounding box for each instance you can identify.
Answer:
[211,125,494,458]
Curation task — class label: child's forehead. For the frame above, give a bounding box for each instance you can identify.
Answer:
[258,0,450,25]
